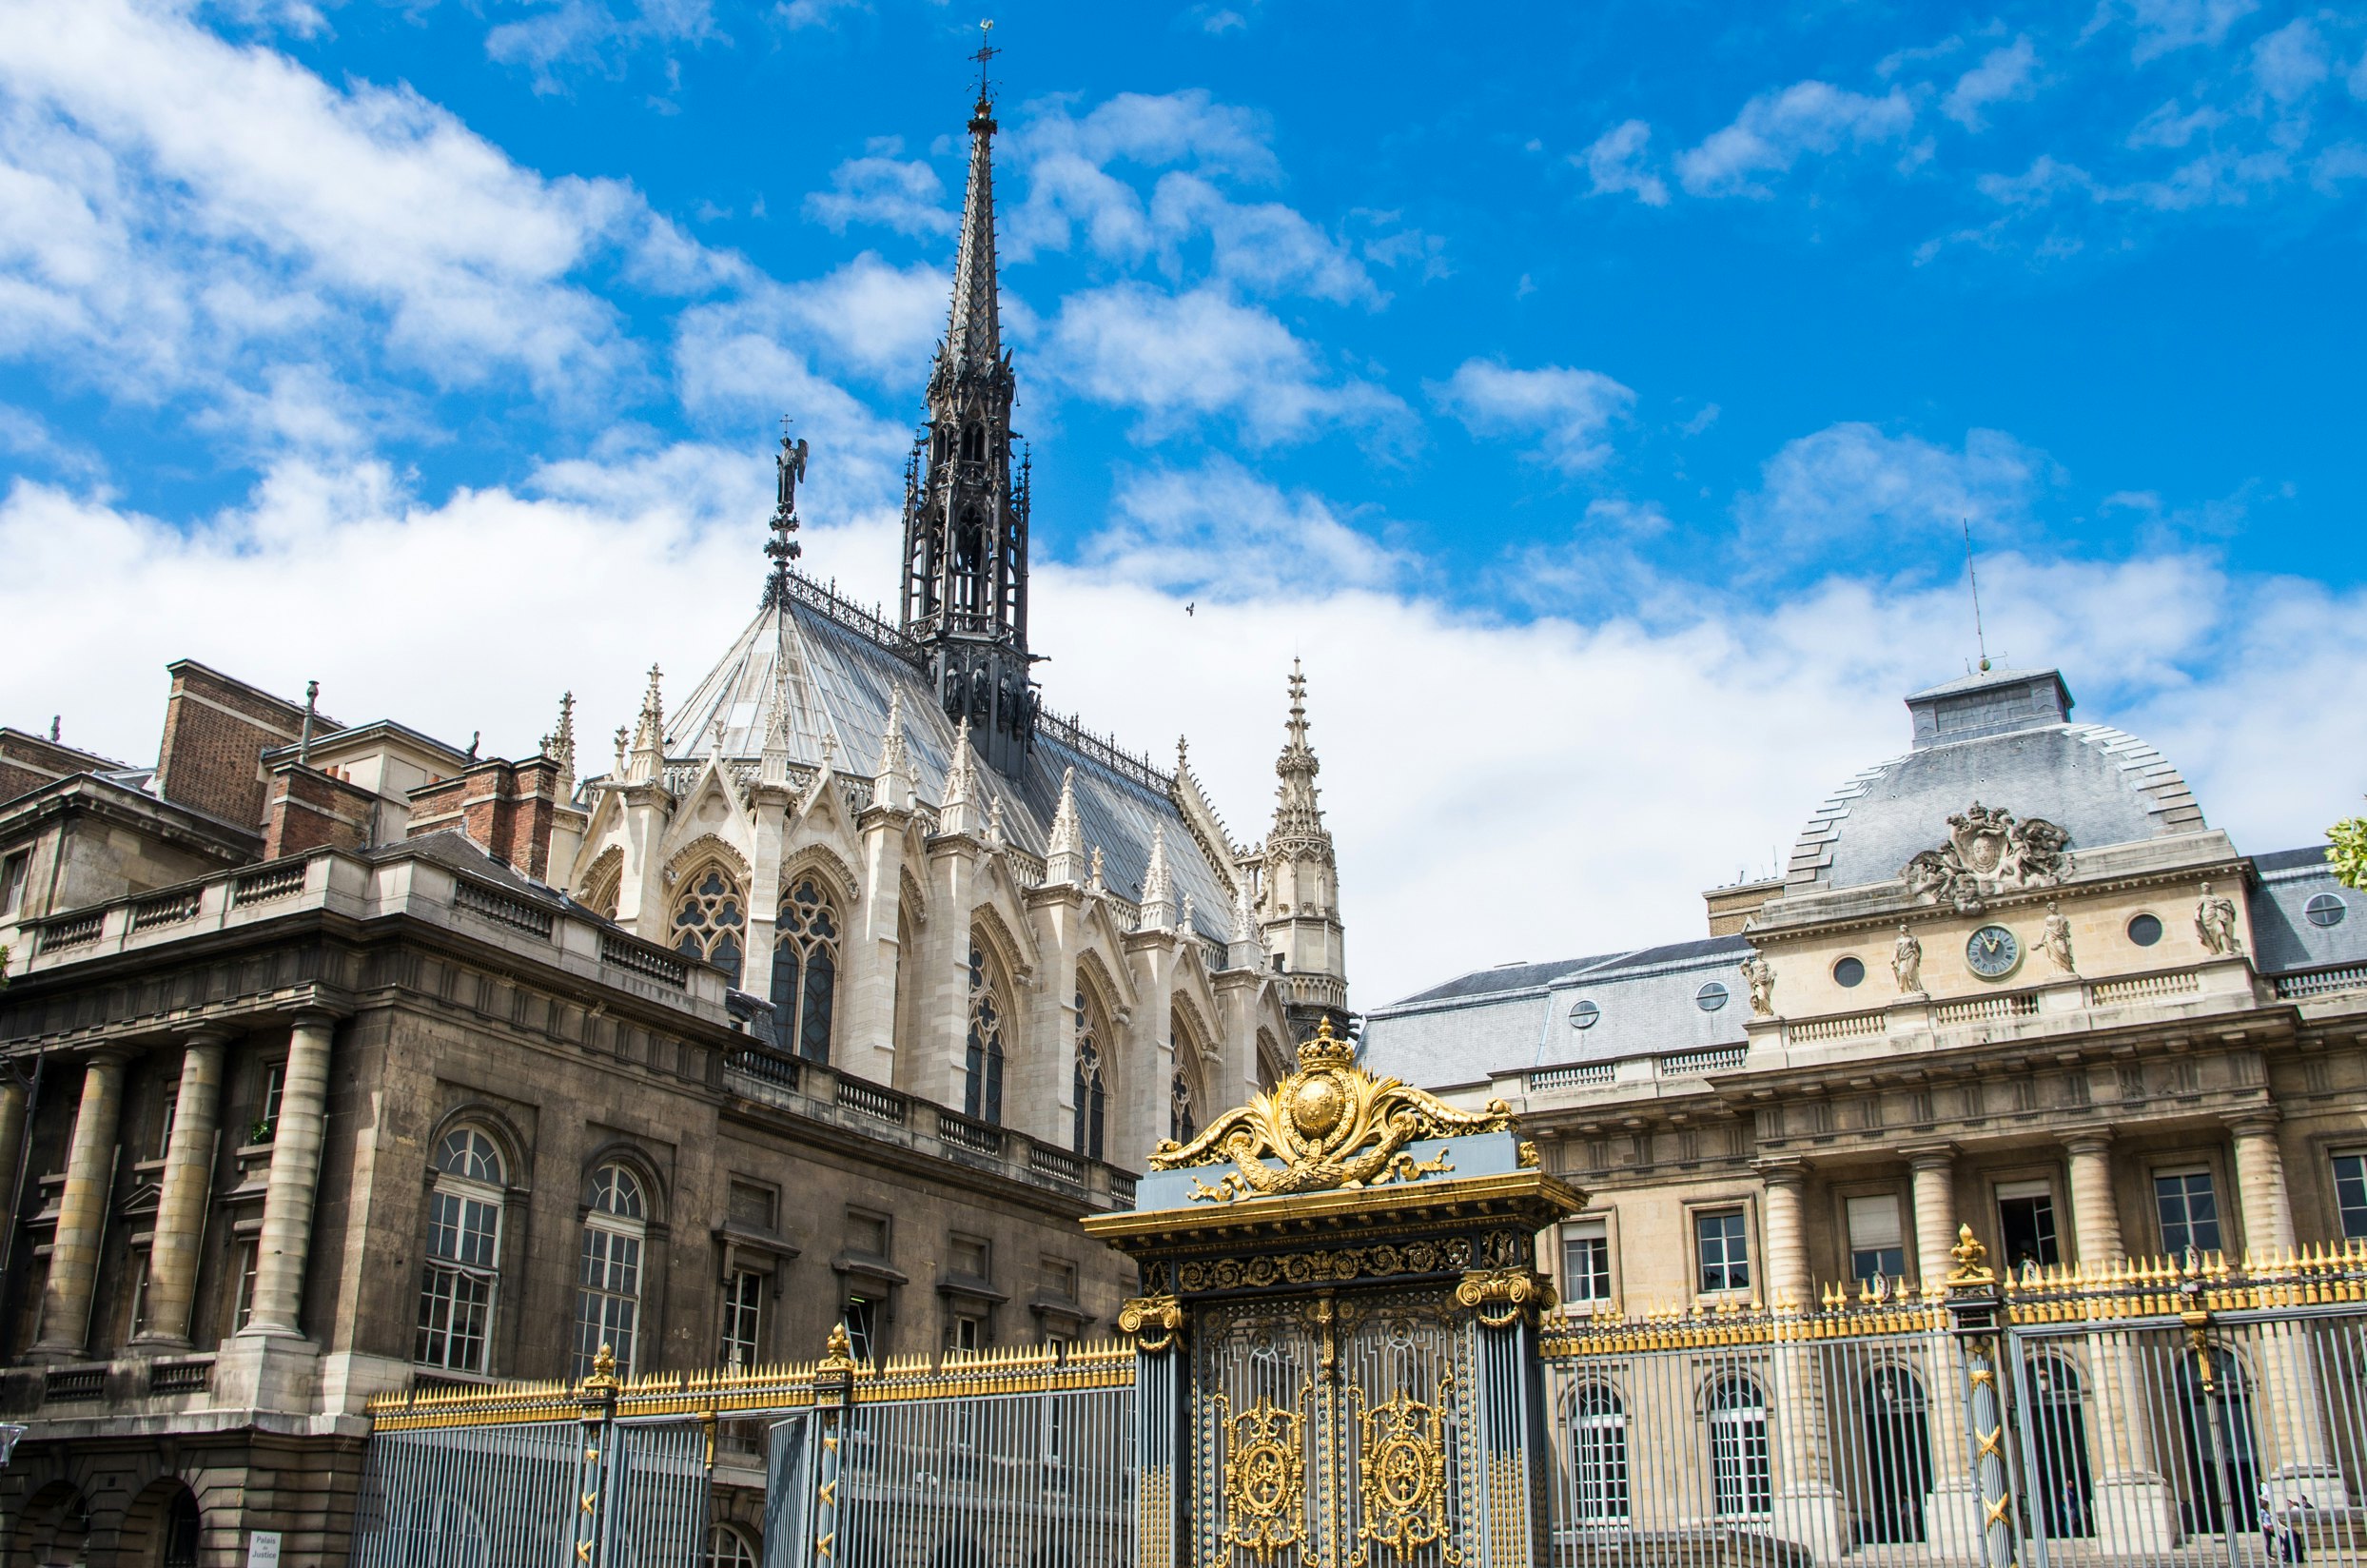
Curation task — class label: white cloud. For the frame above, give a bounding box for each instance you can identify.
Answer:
[1084,459,1403,599]
[1740,423,2046,545]
[777,0,867,29]
[2122,0,2261,62]
[1576,120,1671,206]
[803,151,957,238]
[484,0,724,90]
[1943,36,2040,130]
[1144,174,1377,304]
[1677,81,1916,197]
[2251,20,2333,106]
[1044,284,1407,446]
[1430,360,1636,474]
[0,0,739,421]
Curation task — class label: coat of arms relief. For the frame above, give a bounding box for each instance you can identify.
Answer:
[1902,801,2073,914]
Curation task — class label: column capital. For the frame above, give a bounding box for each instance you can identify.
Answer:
[178,1023,240,1049]
[1902,1141,1958,1172]
[78,1044,138,1070]
[1753,1157,1810,1189]
[2223,1107,2283,1138]
[284,1006,348,1032]
[2061,1127,2115,1157]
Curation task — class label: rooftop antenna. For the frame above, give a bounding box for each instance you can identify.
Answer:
[1962,518,1991,675]
[299,680,319,765]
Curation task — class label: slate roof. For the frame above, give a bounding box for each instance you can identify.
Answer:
[645,574,1235,943]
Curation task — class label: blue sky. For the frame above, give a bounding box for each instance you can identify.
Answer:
[4,0,2365,991]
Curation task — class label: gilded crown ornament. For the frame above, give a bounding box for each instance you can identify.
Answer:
[1149,1017,1516,1204]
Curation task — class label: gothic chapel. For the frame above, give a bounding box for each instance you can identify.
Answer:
[557,77,1337,1166]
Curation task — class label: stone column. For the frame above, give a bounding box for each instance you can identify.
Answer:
[135,1028,232,1349]
[2229,1113,2297,1258]
[242,1012,337,1338]
[1907,1145,1957,1294]
[0,1072,29,1237]
[1758,1160,1811,1308]
[32,1049,131,1358]
[2064,1130,2123,1266]
[2227,1112,2341,1503]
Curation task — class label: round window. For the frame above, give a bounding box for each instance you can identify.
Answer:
[1568,999,1601,1029]
[2128,912,2163,948]
[1833,956,1866,989]
[1695,981,1730,1012]
[2306,893,2348,929]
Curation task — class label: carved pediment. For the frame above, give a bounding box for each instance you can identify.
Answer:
[1148,1018,1514,1204]
[1902,801,2072,914]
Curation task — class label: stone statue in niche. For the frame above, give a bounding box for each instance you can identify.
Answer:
[2196,881,2244,956]
[1892,925,1924,993]
[1739,953,1776,1018]
[1902,801,2074,915]
[2042,901,2076,974]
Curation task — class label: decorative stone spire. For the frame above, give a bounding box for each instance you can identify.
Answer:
[612,726,628,778]
[1046,765,1086,884]
[1139,822,1174,931]
[544,691,577,791]
[627,665,665,784]
[940,715,981,836]
[761,424,807,610]
[1261,659,1348,1032]
[1088,845,1106,896]
[760,659,793,786]
[1227,873,1261,970]
[1180,892,1195,939]
[876,688,915,813]
[985,792,1007,850]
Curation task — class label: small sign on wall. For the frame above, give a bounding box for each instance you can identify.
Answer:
[246,1531,283,1568]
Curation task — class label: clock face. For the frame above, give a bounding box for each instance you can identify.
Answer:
[1966,924,2021,978]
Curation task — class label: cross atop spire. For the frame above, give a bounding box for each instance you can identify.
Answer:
[945,51,1003,381]
[968,19,999,113]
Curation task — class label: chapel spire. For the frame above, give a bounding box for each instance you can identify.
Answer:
[899,34,1035,778]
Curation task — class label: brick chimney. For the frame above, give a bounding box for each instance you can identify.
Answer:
[155,660,338,832]
[261,761,380,860]
[406,755,568,879]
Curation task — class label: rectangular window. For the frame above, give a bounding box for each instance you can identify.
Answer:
[1562,1219,1613,1306]
[720,1270,763,1370]
[1695,1209,1751,1295]
[0,851,29,920]
[234,1242,259,1330]
[1996,1180,2062,1271]
[129,1253,152,1338]
[950,1235,989,1281]
[256,1063,285,1142]
[2154,1169,2223,1257]
[846,1210,889,1257]
[572,1223,642,1382]
[2336,1154,2367,1242]
[844,1295,878,1364]
[728,1181,776,1232]
[948,1312,983,1353]
[1847,1194,1907,1287]
[155,1092,177,1160]
[1040,1257,1079,1300]
[415,1187,502,1373]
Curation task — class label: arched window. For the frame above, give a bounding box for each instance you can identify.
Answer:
[1072,989,1107,1162]
[2025,1356,2093,1538]
[961,422,985,462]
[1170,1016,1202,1145]
[1706,1375,1771,1518]
[773,877,840,1062]
[1566,1384,1629,1521]
[1171,1069,1196,1146]
[1859,1367,1932,1544]
[673,867,747,985]
[573,1164,649,1382]
[415,1128,504,1374]
[707,1524,757,1568]
[581,851,622,922]
[964,939,1006,1125]
[1255,1030,1286,1092]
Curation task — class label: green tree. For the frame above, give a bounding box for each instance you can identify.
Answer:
[2332,803,2367,892]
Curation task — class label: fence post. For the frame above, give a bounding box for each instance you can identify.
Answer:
[574,1344,621,1568]
[1945,1226,2021,1568]
[811,1323,857,1568]
[1118,1290,1185,1568]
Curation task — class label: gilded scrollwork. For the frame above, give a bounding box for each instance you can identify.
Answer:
[1216,1389,1310,1568]
[1175,1237,1477,1295]
[1350,1379,1459,1566]
[1150,1017,1513,1204]
[1454,1267,1557,1328]
[1119,1293,1185,1352]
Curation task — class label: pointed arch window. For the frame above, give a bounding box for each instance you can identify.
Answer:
[415,1127,504,1373]
[581,851,621,922]
[1072,989,1107,1162]
[1170,1061,1197,1147]
[772,876,840,1062]
[965,939,1006,1126]
[673,867,746,985]
[573,1165,648,1382]
[961,422,986,462]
